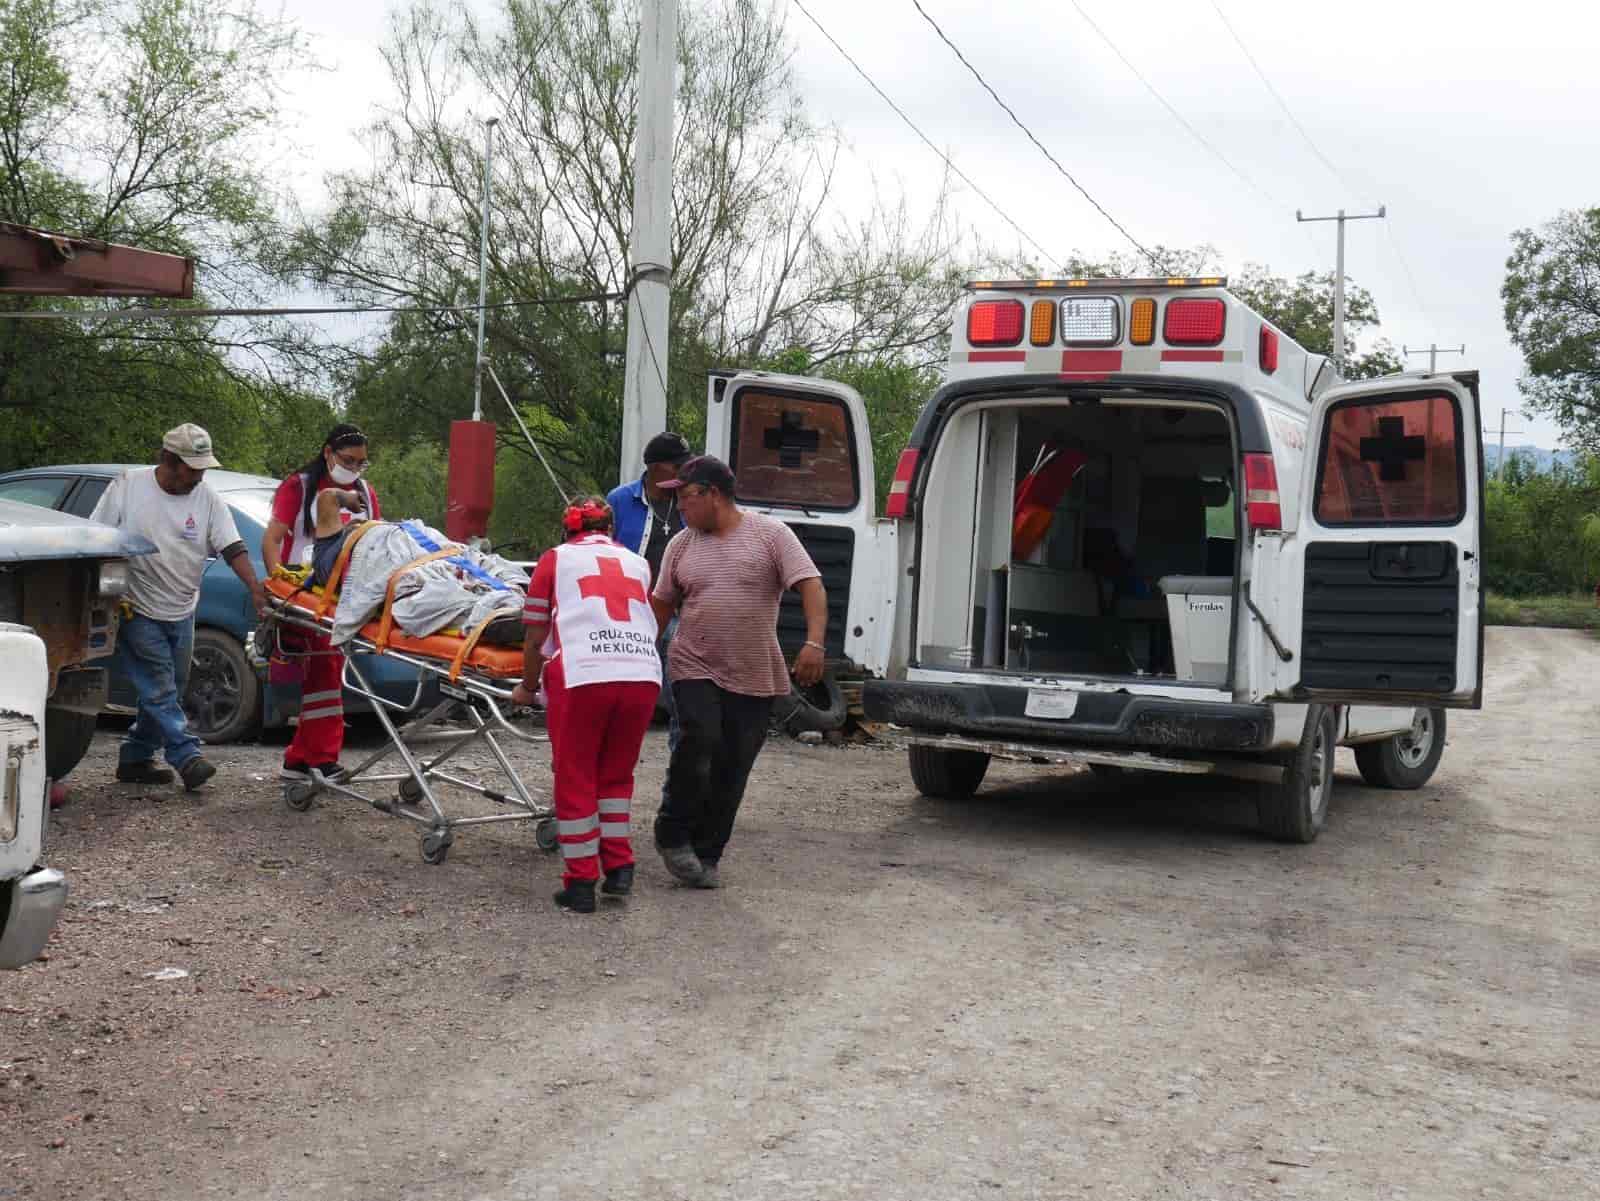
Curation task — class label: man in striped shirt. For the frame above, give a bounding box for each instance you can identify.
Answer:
[650,455,826,889]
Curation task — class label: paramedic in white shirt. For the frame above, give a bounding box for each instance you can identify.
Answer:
[512,498,661,915]
[90,423,265,792]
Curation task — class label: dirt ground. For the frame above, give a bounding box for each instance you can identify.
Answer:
[3,626,1597,1201]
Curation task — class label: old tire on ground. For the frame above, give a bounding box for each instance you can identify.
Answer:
[772,672,848,735]
[44,708,98,781]
[908,744,990,800]
[1257,705,1336,844]
[184,627,261,744]
[1354,708,1446,790]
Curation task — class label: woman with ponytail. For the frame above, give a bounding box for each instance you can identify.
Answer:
[261,424,382,782]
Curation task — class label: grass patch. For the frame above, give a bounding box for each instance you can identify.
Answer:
[1486,592,1600,630]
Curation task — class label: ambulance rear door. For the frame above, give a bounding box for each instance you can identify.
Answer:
[1267,371,1485,707]
[704,371,895,676]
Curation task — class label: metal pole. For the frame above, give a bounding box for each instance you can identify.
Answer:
[619,0,678,484]
[1486,408,1525,481]
[472,118,498,423]
[1297,205,1385,376]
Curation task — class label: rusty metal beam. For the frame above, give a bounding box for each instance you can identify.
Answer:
[0,221,194,298]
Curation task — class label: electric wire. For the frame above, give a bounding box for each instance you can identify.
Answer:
[0,291,623,321]
[909,0,1165,272]
[790,0,1058,267]
[1066,0,1290,217]
[484,361,573,504]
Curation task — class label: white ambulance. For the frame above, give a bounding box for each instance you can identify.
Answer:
[702,276,1484,842]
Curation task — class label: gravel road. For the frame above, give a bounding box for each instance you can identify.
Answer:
[3,626,1596,1200]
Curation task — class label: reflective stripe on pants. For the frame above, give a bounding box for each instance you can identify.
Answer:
[285,633,347,769]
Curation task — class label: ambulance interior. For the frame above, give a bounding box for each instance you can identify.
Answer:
[917,399,1239,682]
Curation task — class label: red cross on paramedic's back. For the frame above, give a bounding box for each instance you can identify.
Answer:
[577,555,649,621]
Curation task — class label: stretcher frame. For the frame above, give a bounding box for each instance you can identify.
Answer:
[261,588,558,866]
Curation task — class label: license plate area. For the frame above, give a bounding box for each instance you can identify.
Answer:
[1023,689,1079,720]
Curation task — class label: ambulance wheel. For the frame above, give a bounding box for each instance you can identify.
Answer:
[534,818,560,853]
[284,782,316,812]
[398,777,423,807]
[908,745,990,800]
[1257,705,1335,844]
[1354,708,1446,790]
[420,830,452,865]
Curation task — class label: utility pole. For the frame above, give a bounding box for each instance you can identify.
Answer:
[471,117,498,422]
[619,0,678,484]
[1485,409,1526,481]
[1403,342,1465,374]
[1296,205,1385,376]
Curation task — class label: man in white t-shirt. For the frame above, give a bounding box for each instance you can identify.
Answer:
[90,424,265,791]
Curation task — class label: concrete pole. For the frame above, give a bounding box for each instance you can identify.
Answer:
[472,117,498,422]
[1297,205,1385,376]
[619,0,677,485]
[1403,343,1466,375]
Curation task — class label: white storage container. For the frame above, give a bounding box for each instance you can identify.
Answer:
[1158,576,1232,684]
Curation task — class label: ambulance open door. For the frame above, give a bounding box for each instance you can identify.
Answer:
[1269,372,1485,708]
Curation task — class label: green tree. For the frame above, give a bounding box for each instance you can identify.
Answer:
[0,0,330,472]
[1502,208,1600,455]
[284,0,968,504]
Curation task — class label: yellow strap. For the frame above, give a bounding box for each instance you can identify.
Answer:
[314,521,380,618]
[447,609,504,683]
[374,547,465,651]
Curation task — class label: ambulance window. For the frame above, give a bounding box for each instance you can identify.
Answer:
[1314,394,1462,525]
[728,388,860,511]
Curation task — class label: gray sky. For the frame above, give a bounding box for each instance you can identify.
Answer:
[273,0,1600,450]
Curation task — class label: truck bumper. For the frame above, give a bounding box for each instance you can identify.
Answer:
[0,866,67,969]
[863,679,1274,753]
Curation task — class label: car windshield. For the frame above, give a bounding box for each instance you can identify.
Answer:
[221,488,276,527]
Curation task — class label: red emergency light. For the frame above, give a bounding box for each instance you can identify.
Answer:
[967,300,1024,347]
[1164,297,1226,345]
[1259,325,1279,374]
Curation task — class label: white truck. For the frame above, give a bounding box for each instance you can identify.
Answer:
[703,275,1484,842]
[0,622,67,967]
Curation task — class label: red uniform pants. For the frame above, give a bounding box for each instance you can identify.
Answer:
[544,657,659,884]
[284,631,347,769]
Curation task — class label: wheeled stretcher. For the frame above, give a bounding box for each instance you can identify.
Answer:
[258,532,557,866]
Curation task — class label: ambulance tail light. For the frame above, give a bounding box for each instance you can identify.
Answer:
[1259,325,1279,373]
[967,300,1024,347]
[1163,297,1226,345]
[1129,297,1156,345]
[1243,453,1282,531]
[885,447,920,519]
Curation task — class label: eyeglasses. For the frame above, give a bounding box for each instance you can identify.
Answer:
[332,449,369,470]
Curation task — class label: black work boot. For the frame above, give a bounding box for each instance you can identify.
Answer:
[116,761,174,785]
[178,756,217,791]
[601,865,635,896]
[553,880,597,914]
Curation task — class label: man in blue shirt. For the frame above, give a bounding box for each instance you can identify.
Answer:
[607,430,691,584]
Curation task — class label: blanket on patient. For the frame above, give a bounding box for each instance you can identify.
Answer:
[331,520,530,647]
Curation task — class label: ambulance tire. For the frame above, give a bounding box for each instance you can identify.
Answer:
[772,672,847,736]
[1354,708,1446,790]
[909,745,990,800]
[1257,704,1335,844]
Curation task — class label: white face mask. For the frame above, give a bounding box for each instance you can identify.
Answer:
[329,462,364,486]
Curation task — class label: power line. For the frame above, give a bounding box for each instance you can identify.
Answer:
[790,0,1057,267]
[0,291,624,321]
[1382,214,1439,330]
[1208,1,1358,199]
[908,0,1164,272]
[1066,0,1290,217]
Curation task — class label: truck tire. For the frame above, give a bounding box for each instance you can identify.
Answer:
[44,708,98,781]
[1257,704,1335,844]
[1354,708,1446,790]
[908,744,990,799]
[184,627,261,744]
[772,672,848,736]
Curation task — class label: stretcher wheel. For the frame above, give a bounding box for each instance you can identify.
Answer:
[398,777,423,807]
[284,782,316,812]
[534,818,559,854]
[420,830,452,865]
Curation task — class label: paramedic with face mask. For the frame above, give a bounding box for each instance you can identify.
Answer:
[261,424,382,783]
[511,499,661,914]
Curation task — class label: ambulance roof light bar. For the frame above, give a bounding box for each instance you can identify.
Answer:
[965,276,1228,292]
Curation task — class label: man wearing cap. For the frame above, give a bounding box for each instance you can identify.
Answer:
[650,455,827,888]
[89,424,265,791]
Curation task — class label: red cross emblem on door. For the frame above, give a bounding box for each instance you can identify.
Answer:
[577,555,648,621]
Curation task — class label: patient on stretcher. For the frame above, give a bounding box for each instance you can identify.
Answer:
[308,489,531,648]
